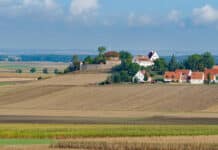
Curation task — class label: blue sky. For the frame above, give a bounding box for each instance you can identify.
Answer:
[1,0,218,55]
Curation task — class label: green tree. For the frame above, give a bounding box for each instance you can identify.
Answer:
[98,46,106,56]
[16,69,22,73]
[54,68,59,74]
[42,68,48,74]
[184,54,204,71]
[207,73,211,84]
[168,55,178,71]
[64,55,81,73]
[30,68,36,73]
[83,56,94,64]
[94,55,106,64]
[202,52,215,69]
[153,58,168,75]
[119,51,133,62]
[111,73,121,83]
[72,55,80,71]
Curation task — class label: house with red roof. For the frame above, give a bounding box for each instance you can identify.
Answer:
[204,67,218,83]
[132,51,159,67]
[104,51,121,66]
[164,71,182,83]
[190,72,205,84]
[175,69,192,83]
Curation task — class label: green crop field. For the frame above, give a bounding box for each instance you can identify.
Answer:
[1,124,218,139]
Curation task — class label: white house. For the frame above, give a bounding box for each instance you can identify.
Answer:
[148,51,159,61]
[190,72,204,84]
[132,70,146,83]
[132,51,159,67]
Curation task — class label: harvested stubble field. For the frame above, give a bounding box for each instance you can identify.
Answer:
[1,73,218,149]
[0,73,218,124]
[0,62,68,73]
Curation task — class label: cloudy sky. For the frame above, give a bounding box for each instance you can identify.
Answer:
[1,0,218,54]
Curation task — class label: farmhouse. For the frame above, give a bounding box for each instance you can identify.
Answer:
[175,69,192,83]
[190,72,204,84]
[132,51,159,67]
[132,70,146,83]
[204,68,218,83]
[104,51,121,66]
[164,71,182,83]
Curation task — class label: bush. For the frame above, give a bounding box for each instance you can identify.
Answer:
[111,73,121,83]
[42,68,48,74]
[16,69,22,73]
[37,76,43,80]
[30,68,36,73]
[54,68,59,74]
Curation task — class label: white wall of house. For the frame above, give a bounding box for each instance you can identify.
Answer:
[215,75,218,83]
[133,71,145,82]
[150,52,159,61]
[190,79,204,84]
[133,61,154,67]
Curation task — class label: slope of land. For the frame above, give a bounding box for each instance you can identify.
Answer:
[0,72,218,124]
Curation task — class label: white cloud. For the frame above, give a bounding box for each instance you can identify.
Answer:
[0,0,62,18]
[168,10,185,27]
[168,10,180,22]
[70,0,99,16]
[193,4,218,24]
[128,13,153,27]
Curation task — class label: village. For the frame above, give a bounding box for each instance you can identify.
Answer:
[76,48,218,85]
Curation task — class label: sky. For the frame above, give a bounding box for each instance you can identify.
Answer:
[1,0,218,55]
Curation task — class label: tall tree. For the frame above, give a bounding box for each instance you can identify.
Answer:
[119,51,133,63]
[98,46,106,56]
[184,54,204,71]
[153,58,168,75]
[168,55,178,71]
[202,52,215,69]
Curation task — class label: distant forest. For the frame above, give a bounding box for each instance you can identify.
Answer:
[0,54,218,64]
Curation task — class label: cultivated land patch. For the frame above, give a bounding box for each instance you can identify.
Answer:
[0,73,218,124]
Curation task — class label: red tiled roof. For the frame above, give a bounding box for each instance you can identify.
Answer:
[213,66,218,70]
[191,72,204,80]
[135,56,151,61]
[104,51,120,57]
[175,69,191,75]
[204,68,218,80]
[164,71,181,80]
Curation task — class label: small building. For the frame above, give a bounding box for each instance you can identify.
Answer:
[175,69,192,83]
[204,68,218,83]
[148,51,160,61]
[164,71,182,83]
[132,56,154,67]
[132,70,146,83]
[104,51,121,66]
[213,65,218,70]
[132,51,159,67]
[190,72,204,84]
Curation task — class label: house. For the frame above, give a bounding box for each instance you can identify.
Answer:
[175,69,192,83]
[190,72,204,84]
[132,51,159,67]
[132,70,146,83]
[104,51,121,66]
[204,68,218,83]
[164,71,182,83]
[213,65,218,70]
[148,51,160,61]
